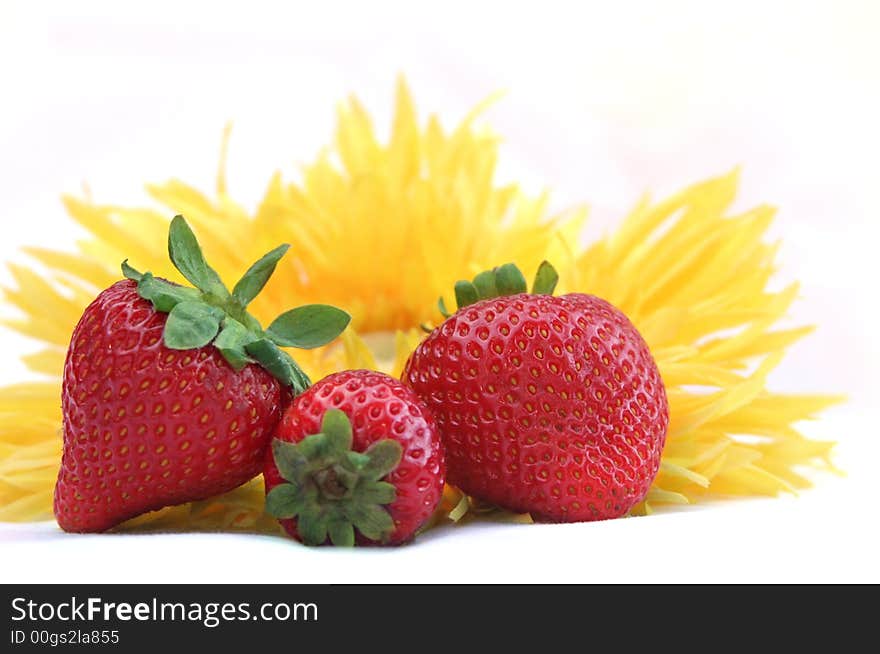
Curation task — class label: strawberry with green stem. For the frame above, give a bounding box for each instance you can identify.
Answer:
[404,261,668,522]
[120,217,347,392]
[264,369,445,546]
[266,409,402,546]
[55,216,350,532]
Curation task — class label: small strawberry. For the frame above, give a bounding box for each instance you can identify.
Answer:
[402,262,668,522]
[264,370,445,546]
[54,216,350,532]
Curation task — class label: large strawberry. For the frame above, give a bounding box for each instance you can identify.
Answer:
[264,370,445,546]
[402,262,668,522]
[54,216,350,532]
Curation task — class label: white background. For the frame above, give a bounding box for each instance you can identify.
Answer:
[1,0,878,582]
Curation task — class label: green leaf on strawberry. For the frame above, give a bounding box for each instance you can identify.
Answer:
[231,243,290,308]
[472,269,498,300]
[167,215,231,301]
[264,408,404,546]
[123,269,202,313]
[212,318,257,370]
[454,280,479,310]
[494,262,528,296]
[437,296,451,319]
[163,301,225,349]
[442,260,560,313]
[531,260,559,295]
[120,215,351,394]
[245,339,312,392]
[266,305,352,350]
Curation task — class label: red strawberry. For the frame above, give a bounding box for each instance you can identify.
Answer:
[54,216,350,532]
[264,370,445,546]
[402,262,668,522]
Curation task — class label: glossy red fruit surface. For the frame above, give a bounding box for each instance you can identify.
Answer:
[264,369,445,545]
[403,292,668,522]
[55,280,286,532]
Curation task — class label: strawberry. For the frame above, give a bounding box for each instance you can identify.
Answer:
[402,262,668,522]
[263,370,445,546]
[54,216,350,532]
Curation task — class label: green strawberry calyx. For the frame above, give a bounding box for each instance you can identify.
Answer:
[121,215,350,394]
[437,260,559,318]
[265,409,403,546]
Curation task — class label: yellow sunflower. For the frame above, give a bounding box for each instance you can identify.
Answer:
[0,78,839,532]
